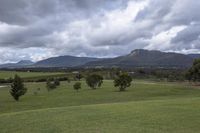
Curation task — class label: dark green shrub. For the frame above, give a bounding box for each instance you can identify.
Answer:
[114,73,132,91]
[10,75,27,101]
[46,79,56,91]
[186,59,200,82]
[54,78,60,86]
[86,74,103,89]
[73,82,81,92]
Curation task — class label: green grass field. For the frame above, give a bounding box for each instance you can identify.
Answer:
[0,71,65,79]
[1,80,200,132]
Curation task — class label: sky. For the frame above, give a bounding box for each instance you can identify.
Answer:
[0,0,200,63]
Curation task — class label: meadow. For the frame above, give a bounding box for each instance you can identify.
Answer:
[0,71,66,79]
[1,75,200,133]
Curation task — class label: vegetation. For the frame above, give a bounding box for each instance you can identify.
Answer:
[86,74,103,89]
[1,98,200,133]
[0,71,64,79]
[73,82,81,92]
[10,75,27,101]
[186,59,200,82]
[114,73,132,91]
[1,68,200,132]
[46,79,57,91]
[1,81,200,132]
[0,68,187,83]
[54,78,60,86]
[75,73,83,81]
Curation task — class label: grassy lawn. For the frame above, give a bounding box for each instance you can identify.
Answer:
[0,71,65,79]
[1,98,200,133]
[0,80,200,132]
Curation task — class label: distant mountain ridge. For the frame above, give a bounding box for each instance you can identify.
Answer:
[84,49,196,68]
[17,60,34,65]
[0,60,34,68]
[188,54,200,59]
[0,49,199,69]
[34,55,99,67]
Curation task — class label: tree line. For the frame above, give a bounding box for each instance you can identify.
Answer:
[10,72,133,101]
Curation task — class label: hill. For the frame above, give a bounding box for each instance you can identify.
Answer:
[85,49,194,68]
[0,49,198,68]
[0,60,34,68]
[34,55,99,67]
[188,54,200,59]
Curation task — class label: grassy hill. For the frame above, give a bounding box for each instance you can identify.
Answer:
[1,98,200,133]
[0,80,200,132]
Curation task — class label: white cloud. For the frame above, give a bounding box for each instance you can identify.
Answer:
[0,0,200,63]
[0,47,55,64]
[146,26,187,50]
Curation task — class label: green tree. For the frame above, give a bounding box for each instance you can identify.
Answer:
[114,73,132,91]
[10,75,27,101]
[86,74,103,89]
[75,73,83,81]
[73,82,81,92]
[186,59,200,82]
[46,79,56,91]
[54,78,60,86]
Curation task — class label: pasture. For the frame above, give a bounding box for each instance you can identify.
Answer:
[0,71,65,79]
[1,78,200,132]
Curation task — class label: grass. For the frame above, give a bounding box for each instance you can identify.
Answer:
[0,71,65,79]
[1,98,200,133]
[0,80,200,132]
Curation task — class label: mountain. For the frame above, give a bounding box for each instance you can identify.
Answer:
[0,50,198,69]
[188,54,200,59]
[34,55,99,67]
[0,60,34,68]
[17,60,34,65]
[84,49,194,68]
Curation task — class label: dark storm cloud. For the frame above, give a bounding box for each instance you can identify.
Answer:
[0,0,129,25]
[171,23,200,50]
[0,0,130,48]
[0,0,200,63]
[165,0,200,25]
[172,24,200,44]
[135,0,174,21]
[0,0,28,25]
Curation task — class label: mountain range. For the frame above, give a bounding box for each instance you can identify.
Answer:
[0,60,34,68]
[0,49,199,69]
[188,54,200,59]
[34,56,99,67]
[85,49,197,68]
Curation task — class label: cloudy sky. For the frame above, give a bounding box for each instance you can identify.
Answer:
[0,0,200,63]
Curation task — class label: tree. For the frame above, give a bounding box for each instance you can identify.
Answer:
[186,59,200,82]
[54,78,60,86]
[86,74,103,89]
[10,75,27,101]
[75,73,83,81]
[46,79,56,91]
[73,82,81,92]
[114,73,132,91]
